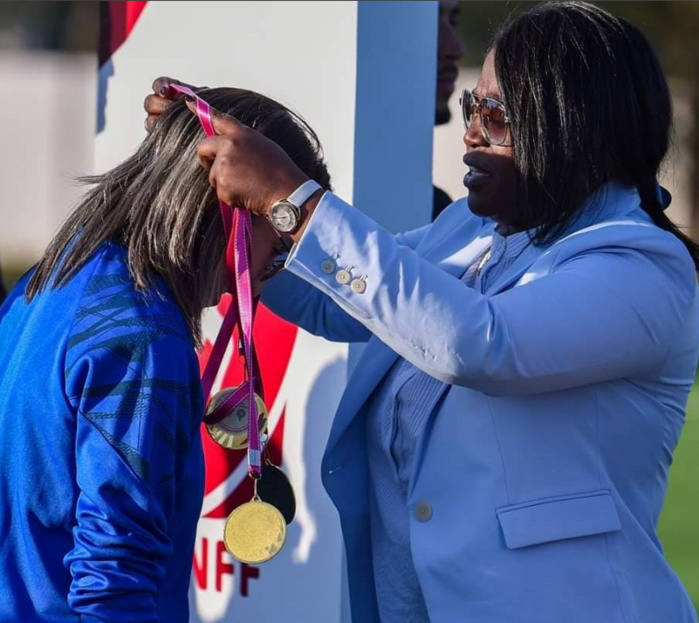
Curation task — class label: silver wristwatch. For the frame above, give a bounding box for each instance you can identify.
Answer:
[268,180,322,234]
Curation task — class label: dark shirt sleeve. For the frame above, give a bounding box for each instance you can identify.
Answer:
[432,185,454,221]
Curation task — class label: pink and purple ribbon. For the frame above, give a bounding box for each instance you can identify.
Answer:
[171,84,262,477]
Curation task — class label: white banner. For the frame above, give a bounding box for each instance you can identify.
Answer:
[96,2,437,621]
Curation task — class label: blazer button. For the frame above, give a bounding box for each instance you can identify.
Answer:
[321,259,336,274]
[335,269,352,285]
[350,278,367,294]
[414,501,433,522]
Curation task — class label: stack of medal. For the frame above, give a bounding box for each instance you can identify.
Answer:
[173,84,296,564]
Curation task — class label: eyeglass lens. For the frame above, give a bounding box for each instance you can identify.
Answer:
[461,90,509,146]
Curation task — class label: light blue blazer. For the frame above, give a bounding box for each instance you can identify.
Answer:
[263,183,699,623]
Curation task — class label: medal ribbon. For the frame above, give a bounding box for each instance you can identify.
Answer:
[171,84,261,478]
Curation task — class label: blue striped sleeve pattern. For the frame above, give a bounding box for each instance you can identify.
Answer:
[63,259,202,623]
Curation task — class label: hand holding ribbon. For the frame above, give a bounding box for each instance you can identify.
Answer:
[182,95,310,219]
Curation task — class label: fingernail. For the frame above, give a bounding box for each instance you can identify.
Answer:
[159,85,168,95]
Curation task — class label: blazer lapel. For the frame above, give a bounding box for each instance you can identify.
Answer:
[482,241,545,296]
[423,221,493,279]
[325,337,398,454]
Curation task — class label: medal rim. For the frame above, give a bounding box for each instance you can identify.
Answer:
[223,499,287,564]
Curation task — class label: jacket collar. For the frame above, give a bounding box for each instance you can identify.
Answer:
[484,182,647,296]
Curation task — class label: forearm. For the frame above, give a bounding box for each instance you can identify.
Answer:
[262,269,371,343]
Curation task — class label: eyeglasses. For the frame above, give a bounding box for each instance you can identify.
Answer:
[459,88,511,147]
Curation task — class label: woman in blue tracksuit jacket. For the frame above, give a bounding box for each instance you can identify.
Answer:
[0,88,330,622]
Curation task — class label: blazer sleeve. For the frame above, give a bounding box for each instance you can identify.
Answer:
[63,289,202,622]
[261,216,432,344]
[283,191,697,396]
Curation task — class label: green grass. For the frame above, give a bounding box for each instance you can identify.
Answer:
[659,384,699,609]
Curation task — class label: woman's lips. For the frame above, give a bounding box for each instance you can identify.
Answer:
[462,156,492,189]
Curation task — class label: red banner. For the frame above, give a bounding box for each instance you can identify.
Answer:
[99,1,148,67]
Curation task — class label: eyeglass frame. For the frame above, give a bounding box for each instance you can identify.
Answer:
[459,88,512,147]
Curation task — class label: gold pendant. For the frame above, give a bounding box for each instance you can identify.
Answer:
[206,389,268,450]
[224,491,287,564]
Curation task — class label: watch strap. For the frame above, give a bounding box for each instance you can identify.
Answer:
[287,179,322,208]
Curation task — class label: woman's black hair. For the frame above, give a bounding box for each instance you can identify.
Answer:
[493,1,699,268]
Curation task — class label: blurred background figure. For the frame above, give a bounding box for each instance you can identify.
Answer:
[0,1,698,614]
[432,0,465,220]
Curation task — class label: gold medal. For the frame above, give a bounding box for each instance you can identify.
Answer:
[206,389,268,450]
[224,487,287,564]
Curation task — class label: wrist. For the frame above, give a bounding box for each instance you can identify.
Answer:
[264,173,310,217]
[267,179,323,242]
[288,189,323,245]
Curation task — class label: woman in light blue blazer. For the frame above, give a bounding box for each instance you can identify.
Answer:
[148,3,699,621]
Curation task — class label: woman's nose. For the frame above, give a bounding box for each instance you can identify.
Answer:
[463,113,488,149]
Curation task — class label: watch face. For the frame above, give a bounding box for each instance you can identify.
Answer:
[271,202,298,233]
